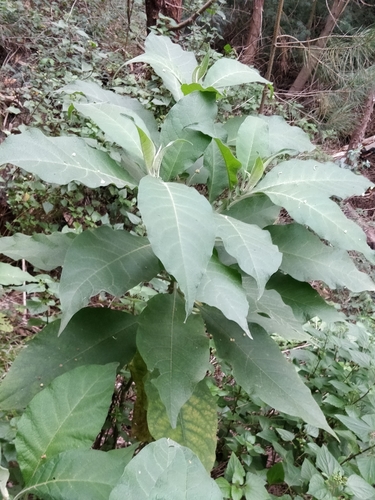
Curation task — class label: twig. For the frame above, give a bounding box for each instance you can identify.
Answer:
[340,443,375,465]
[167,0,217,31]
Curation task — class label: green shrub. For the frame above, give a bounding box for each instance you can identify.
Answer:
[0,33,374,499]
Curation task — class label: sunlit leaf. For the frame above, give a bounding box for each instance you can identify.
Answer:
[0,129,132,188]
[204,59,269,89]
[147,380,217,471]
[214,213,282,297]
[109,439,222,500]
[138,176,215,316]
[128,33,197,101]
[268,223,375,291]
[254,160,375,261]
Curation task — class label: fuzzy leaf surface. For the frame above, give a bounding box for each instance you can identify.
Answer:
[260,115,315,154]
[224,194,280,228]
[59,226,159,332]
[268,224,375,291]
[138,176,215,315]
[254,160,375,260]
[74,102,149,164]
[62,80,159,142]
[214,213,282,297]
[160,92,217,180]
[15,363,117,483]
[201,306,334,436]
[236,116,270,171]
[109,438,222,500]
[196,254,250,335]
[0,129,131,188]
[147,380,217,471]
[0,308,137,411]
[243,276,309,341]
[128,33,197,101]
[16,449,125,500]
[0,232,76,271]
[204,59,268,89]
[137,292,209,428]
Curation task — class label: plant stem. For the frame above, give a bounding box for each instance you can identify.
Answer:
[340,443,375,465]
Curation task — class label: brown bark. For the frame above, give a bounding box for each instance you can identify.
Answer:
[347,88,375,154]
[289,0,350,93]
[241,0,265,65]
[145,0,182,29]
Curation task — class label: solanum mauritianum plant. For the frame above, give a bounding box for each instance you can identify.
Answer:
[0,33,374,499]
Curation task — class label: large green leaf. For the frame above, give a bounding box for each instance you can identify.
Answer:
[204,139,231,202]
[147,380,217,471]
[236,116,270,171]
[267,273,345,324]
[201,306,334,436]
[128,33,197,101]
[224,194,280,228]
[0,232,76,271]
[214,138,242,187]
[59,226,159,332]
[357,455,375,484]
[137,292,209,428]
[254,160,375,260]
[204,139,241,202]
[0,129,132,188]
[346,474,375,499]
[204,58,268,89]
[61,80,159,142]
[160,92,217,180]
[268,223,375,291]
[0,308,138,411]
[14,449,126,500]
[196,254,250,336]
[15,363,118,484]
[243,276,309,341]
[0,263,37,285]
[260,115,315,154]
[214,213,282,297]
[138,176,215,315]
[109,438,223,500]
[74,102,150,165]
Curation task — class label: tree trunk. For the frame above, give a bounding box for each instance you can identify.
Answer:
[289,0,349,93]
[145,0,182,30]
[347,88,375,154]
[241,0,265,65]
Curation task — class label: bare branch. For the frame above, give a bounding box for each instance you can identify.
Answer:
[167,0,217,31]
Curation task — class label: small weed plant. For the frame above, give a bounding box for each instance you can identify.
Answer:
[0,34,375,499]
